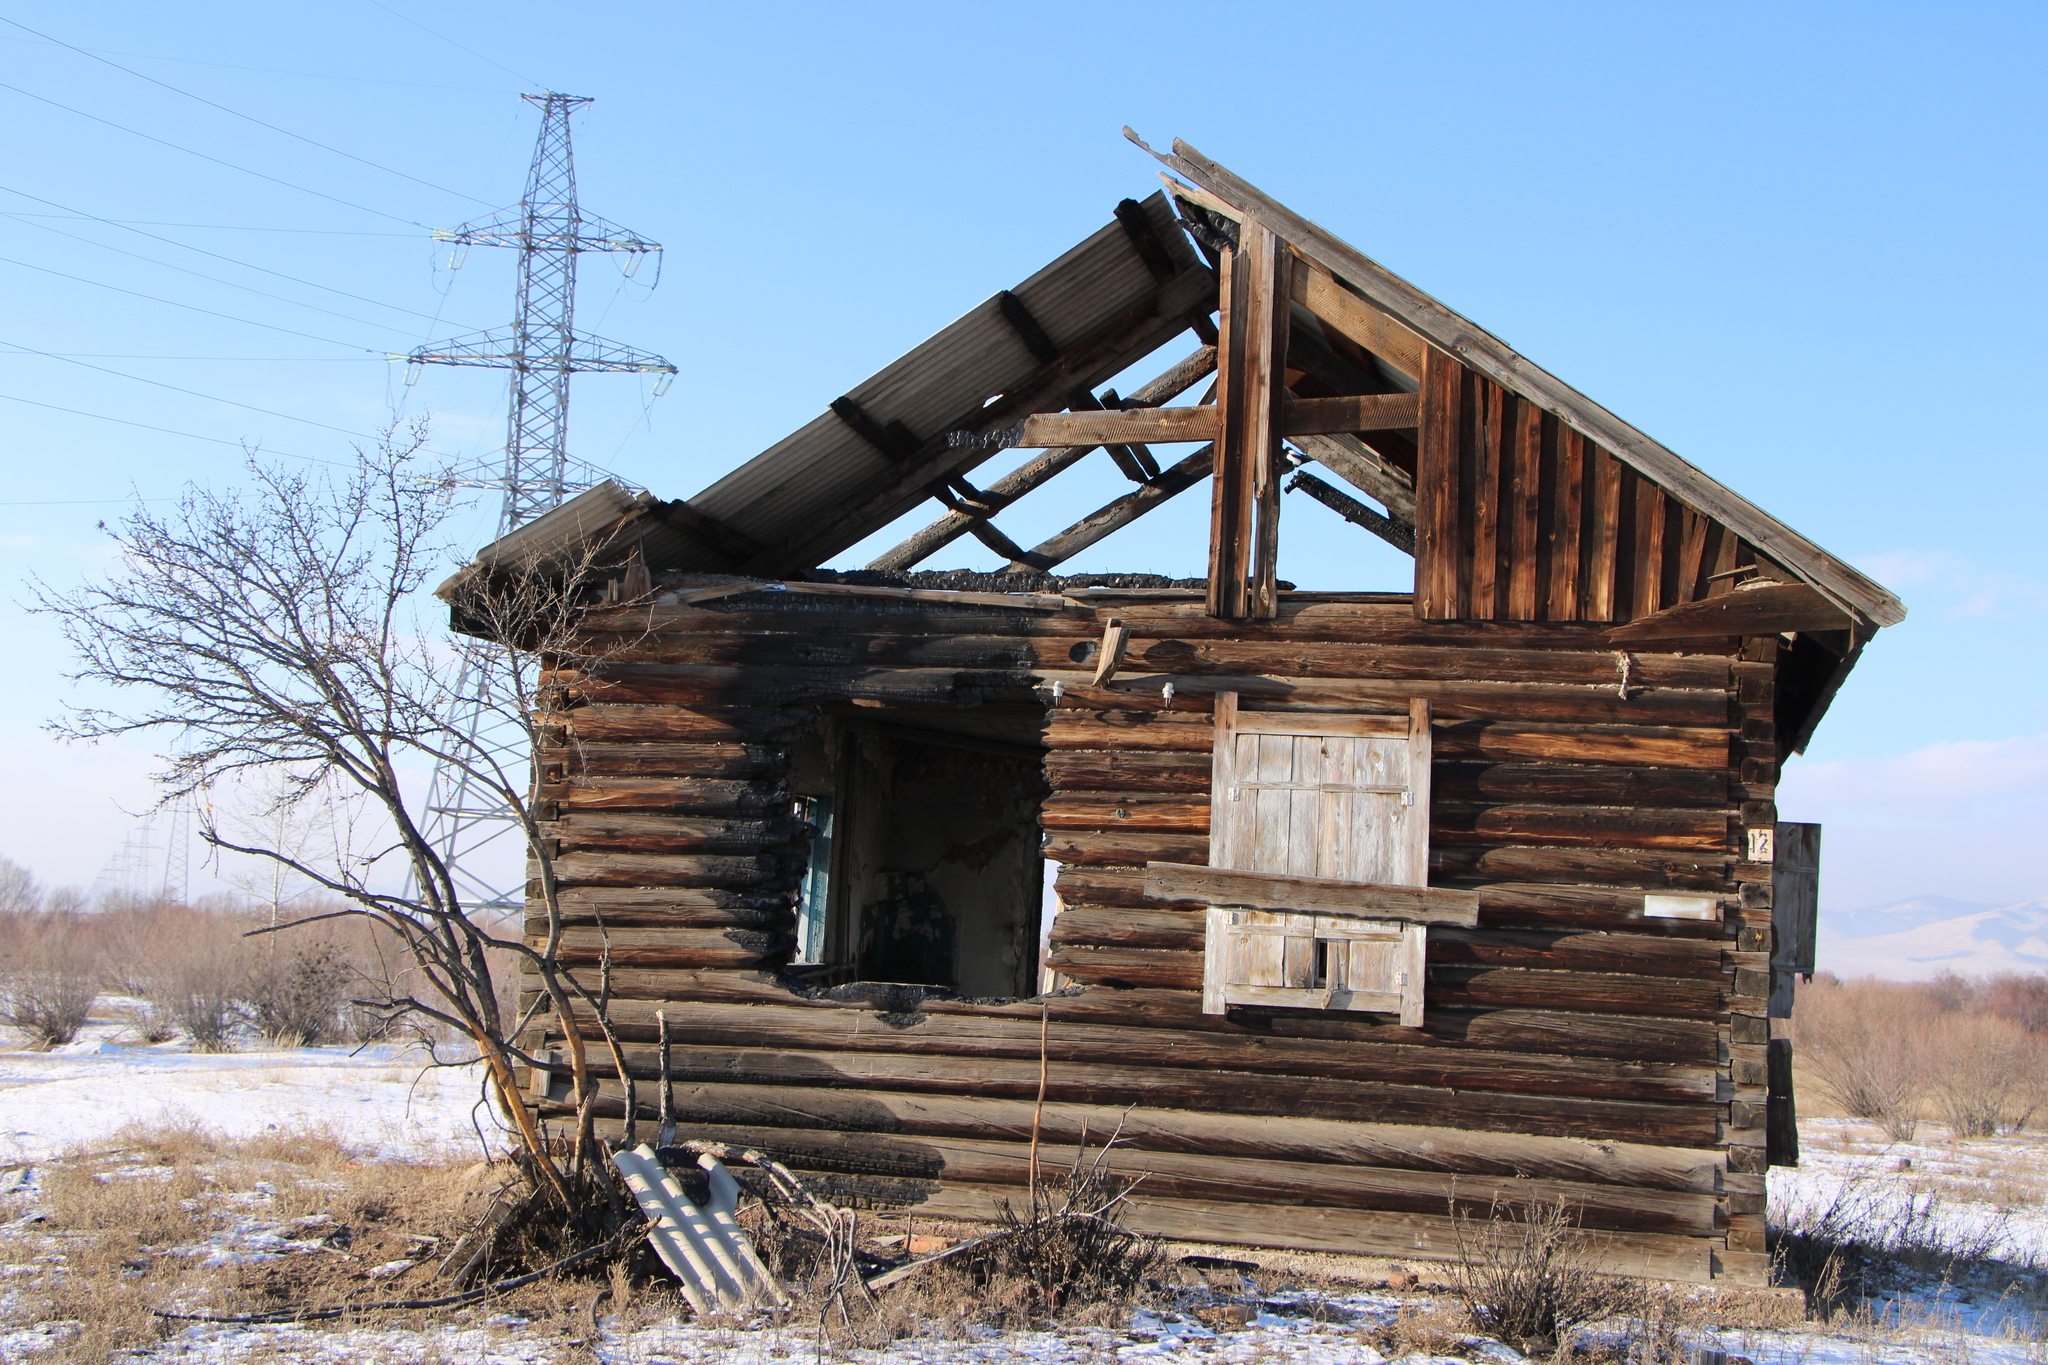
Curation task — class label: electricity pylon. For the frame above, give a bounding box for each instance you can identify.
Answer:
[405,92,675,907]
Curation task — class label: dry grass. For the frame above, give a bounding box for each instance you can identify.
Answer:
[0,1117,505,1364]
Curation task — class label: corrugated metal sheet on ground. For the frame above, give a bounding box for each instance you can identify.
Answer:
[672,191,1199,570]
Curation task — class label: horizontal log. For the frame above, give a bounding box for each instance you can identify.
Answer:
[544,813,810,857]
[1115,638,1727,689]
[1046,712,1215,751]
[1048,942,1728,1019]
[1431,804,1733,853]
[525,903,789,934]
[1042,794,1210,832]
[547,886,791,915]
[567,969,1718,1062]
[1036,670,1729,727]
[1048,908,1728,981]
[1428,966,1726,1019]
[547,851,798,889]
[1474,883,1733,937]
[557,704,811,742]
[1044,830,1206,868]
[577,1082,1724,1190]
[1143,863,1480,926]
[553,1043,1717,1143]
[583,1115,1713,1236]
[1045,750,1207,792]
[530,926,786,968]
[575,597,1738,653]
[575,999,1714,1104]
[917,1187,1712,1282]
[1283,391,1421,434]
[597,633,1731,693]
[1043,944,1197,988]
[556,664,994,709]
[1434,845,1733,891]
[540,743,788,780]
[542,778,791,816]
[1433,762,1729,809]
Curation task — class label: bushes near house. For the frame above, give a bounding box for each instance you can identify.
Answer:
[1795,971,2048,1138]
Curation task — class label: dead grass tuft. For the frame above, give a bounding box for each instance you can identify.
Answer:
[1446,1194,1643,1356]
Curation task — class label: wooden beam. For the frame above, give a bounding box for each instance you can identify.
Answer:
[1291,433,1417,523]
[829,395,920,461]
[1130,131,1905,630]
[1284,469,1414,554]
[1015,405,1217,448]
[1290,262,1426,382]
[1208,224,1289,620]
[1605,582,1854,642]
[649,498,765,566]
[756,265,1218,574]
[1008,393,1415,451]
[1283,392,1419,434]
[866,346,1217,572]
[1014,445,1214,571]
[1144,861,1481,928]
[996,290,1060,365]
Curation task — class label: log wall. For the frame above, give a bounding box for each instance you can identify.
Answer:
[520,587,1782,1285]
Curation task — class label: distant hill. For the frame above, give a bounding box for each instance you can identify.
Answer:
[1817,897,2048,980]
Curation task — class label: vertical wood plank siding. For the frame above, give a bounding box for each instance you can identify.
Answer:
[1414,345,1766,623]
[523,593,1765,1283]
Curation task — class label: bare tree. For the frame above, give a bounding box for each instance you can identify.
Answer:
[32,427,649,1227]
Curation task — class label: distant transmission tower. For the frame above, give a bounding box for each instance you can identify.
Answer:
[406,92,675,906]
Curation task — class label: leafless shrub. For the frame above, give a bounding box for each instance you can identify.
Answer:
[1795,976,1927,1140]
[1446,1194,1641,1355]
[0,909,100,1047]
[1922,1011,2044,1137]
[1770,1165,2010,1319]
[243,943,349,1047]
[979,1146,1164,1325]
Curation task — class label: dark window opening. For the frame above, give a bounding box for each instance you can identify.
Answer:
[785,704,1048,999]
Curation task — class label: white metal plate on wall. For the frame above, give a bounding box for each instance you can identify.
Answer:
[1643,894,1721,921]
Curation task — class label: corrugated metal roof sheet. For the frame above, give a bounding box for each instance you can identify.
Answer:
[669,191,1200,572]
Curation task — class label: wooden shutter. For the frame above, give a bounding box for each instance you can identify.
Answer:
[1210,695,1432,884]
[1203,695,1432,1020]
[1203,908,1426,1025]
[1768,822,1820,1019]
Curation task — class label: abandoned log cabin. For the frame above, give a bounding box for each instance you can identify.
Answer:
[449,135,1904,1285]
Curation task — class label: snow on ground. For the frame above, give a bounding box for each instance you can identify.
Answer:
[7,1007,2048,1362]
[0,1008,504,1168]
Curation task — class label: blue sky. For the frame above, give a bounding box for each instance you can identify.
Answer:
[0,1,2042,913]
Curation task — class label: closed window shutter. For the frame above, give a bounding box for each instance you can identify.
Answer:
[1203,695,1433,1021]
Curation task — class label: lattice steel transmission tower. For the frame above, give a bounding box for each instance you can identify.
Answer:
[406,92,675,906]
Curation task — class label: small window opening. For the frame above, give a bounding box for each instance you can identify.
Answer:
[789,706,1048,998]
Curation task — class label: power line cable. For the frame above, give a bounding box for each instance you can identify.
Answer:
[0,34,514,96]
[0,251,379,351]
[0,339,387,439]
[0,16,497,208]
[0,185,479,325]
[0,389,348,466]
[0,79,431,229]
[1,213,414,237]
[361,0,543,88]
[2,210,457,334]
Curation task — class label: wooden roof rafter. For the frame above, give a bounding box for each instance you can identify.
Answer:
[1126,130,1905,630]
